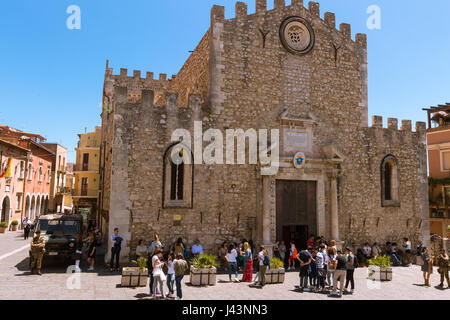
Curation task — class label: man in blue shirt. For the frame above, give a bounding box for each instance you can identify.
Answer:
[110,228,123,272]
[297,246,313,292]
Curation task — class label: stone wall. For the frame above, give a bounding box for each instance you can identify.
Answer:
[100,0,430,259]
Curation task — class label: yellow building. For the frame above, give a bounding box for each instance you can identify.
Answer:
[73,126,101,224]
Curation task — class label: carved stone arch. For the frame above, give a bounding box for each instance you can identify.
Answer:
[162,142,194,209]
[381,155,400,207]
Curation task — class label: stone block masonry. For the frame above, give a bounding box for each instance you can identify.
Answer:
[100,0,429,262]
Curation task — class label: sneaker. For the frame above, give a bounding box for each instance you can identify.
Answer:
[304,288,311,292]
[176,297,183,300]
[234,278,240,283]
[110,268,114,272]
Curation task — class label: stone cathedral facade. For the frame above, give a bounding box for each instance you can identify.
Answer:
[99,0,429,260]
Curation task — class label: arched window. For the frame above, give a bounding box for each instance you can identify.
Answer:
[381,155,400,207]
[163,143,193,208]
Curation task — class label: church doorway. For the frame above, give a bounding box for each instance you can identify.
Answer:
[276,180,317,251]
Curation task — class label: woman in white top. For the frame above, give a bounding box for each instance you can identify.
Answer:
[225,244,239,282]
[166,253,176,297]
[326,247,337,288]
[152,248,166,298]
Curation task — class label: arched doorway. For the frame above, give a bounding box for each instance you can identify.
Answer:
[44,196,49,214]
[25,195,30,219]
[1,196,10,223]
[36,196,41,218]
[30,196,36,220]
[40,196,45,215]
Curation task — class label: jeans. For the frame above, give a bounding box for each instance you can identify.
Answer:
[300,275,309,289]
[309,275,317,287]
[167,273,175,294]
[110,247,121,269]
[390,254,400,265]
[327,270,335,286]
[228,262,238,280]
[153,275,165,297]
[345,269,355,290]
[175,275,184,298]
[333,269,346,294]
[149,274,154,294]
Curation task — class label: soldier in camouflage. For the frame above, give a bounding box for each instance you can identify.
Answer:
[30,230,46,275]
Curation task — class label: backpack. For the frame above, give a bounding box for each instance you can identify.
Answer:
[263,255,270,267]
[352,254,359,269]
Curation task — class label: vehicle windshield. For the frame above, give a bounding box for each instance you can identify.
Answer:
[37,220,80,234]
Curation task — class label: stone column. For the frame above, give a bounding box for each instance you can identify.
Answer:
[330,174,340,241]
[262,175,271,244]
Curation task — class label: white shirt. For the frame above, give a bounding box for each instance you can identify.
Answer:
[316,252,324,269]
[152,255,162,275]
[404,241,411,250]
[192,244,203,255]
[167,260,175,274]
[226,249,238,263]
[363,246,372,255]
[258,251,265,266]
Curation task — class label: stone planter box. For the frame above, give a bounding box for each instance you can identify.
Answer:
[265,268,285,284]
[189,266,217,286]
[11,225,18,231]
[368,266,393,282]
[121,267,148,287]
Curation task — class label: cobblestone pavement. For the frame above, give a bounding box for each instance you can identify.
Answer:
[0,230,449,300]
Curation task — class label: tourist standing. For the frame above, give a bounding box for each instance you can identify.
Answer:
[257,246,268,287]
[219,241,228,271]
[74,234,83,272]
[226,244,239,282]
[166,253,176,298]
[331,251,347,297]
[297,247,313,292]
[307,235,315,248]
[173,238,185,257]
[174,253,189,300]
[279,241,287,266]
[152,248,166,298]
[316,245,326,292]
[309,250,318,288]
[344,248,355,294]
[24,219,31,240]
[87,234,97,272]
[402,238,412,266]
[273,241,280,259]
[149,234,163,257]
[363,243,372,260]
[241,242,253,282]
[288,241,298,271]
[326,247,337,289]
[329,240,337,251]
[437,248,449,288]
[110,228,123,272]
[421,247,433,287]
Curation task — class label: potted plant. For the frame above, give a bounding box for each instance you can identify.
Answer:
[265,257,286,284]
[121,257,148,287]
[10,220,19,231]
[367,255,393,281]
[0,222,7,233]
[190,254,219,286]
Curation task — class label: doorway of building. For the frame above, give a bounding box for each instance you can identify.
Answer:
[276,180,317,252]
[1,196,10,223]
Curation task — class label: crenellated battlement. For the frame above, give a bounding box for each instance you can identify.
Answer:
[371,116,426,134]
[210,0,366,48]
[107,65,171,82]
[113,85,202,111]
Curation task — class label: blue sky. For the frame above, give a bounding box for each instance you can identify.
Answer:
[1,0,449,162]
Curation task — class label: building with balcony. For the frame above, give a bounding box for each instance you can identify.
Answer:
[41,143,73,214]
[0,125,53,223]
[424,103,450,238]
[0,139,30,228]
[73,126,101,224]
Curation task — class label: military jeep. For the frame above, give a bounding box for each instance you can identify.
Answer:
[29,214,83,265]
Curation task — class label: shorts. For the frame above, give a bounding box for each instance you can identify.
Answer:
[289,256,296,261]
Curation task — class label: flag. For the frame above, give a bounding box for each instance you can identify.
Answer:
[0,158,12,178]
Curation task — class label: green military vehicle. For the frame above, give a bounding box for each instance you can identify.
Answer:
[29,214,83,265]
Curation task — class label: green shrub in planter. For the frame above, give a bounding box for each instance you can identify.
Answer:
[270,257,285,269]
[191,254,219,269]
[131,257,148,271]
[368,255,392,268]
[0,222,8,228]
[11,220,19,226]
